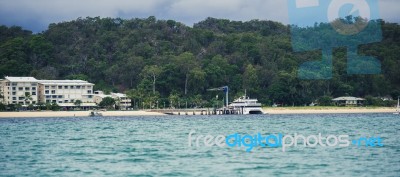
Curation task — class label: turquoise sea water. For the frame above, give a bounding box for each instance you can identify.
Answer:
[0,114,399,176]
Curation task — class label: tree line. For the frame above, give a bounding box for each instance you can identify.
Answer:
[0,16,399,108]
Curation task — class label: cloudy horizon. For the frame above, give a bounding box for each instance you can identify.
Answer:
[0,0,399,33]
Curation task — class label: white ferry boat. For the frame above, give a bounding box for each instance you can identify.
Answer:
[228,95,264,115]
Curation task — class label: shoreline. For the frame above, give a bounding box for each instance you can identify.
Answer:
[264,107,396,114]
[0,107,396,118]
[0,111,165,118]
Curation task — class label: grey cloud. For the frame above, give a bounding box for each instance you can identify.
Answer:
[0,0,398,33]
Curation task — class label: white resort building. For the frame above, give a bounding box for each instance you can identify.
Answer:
[0,77,96,109]
[1,76,130,110]
[0,77,39,105]
[38,80,94,104]
[37,80,96,109]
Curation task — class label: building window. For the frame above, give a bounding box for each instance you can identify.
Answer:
[58,95,62,98]
[76,86,81,89]
[82,86,86,89]
[51,90,56,94]
[32,101,36,104]
[64,86,68,89]
[12,92,16,95]
[32,92,36,96]
[70,86,74,89]
[58,86,62,89]
[19,97,24,100]
[51,86,56,89]
[45,86,49,89]
[32,87,36,90]
[12,83,17,86]
[45,90,49,94]
[46,95,51,98]
[25,87,30,90]
[58,101,63,103]
[18,87,23,91]
[31,83,36,86]
[88,95,93,98]
[52,95,57,98]
[12,97,16,100]
[87,90,92,94]
[12,87,16,90]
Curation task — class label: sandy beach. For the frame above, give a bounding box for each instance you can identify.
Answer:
[0,110,165,118]
[264,107,396,114]
[0,107,396,118]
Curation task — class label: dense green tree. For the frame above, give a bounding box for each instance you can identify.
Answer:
[318,96,333,106]
[0,17,399,106]
[99,97,116,109]
[0,37,32,76]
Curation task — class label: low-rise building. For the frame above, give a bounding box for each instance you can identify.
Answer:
[112,93,131,110]
[93,91,110,105]
[94,91,131,110]
[332,96,365,106]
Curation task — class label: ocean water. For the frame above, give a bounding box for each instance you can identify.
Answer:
[0,114,399,176]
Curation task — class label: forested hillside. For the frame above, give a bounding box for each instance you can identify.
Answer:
[0,16,399,107]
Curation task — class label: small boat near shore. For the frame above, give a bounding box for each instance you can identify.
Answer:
[394,97,399,115]
[89,110,103,117]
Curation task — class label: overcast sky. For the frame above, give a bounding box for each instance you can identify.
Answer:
[0,0,399,33]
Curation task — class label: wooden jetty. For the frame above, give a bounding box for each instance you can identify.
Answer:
[150,108,243,115]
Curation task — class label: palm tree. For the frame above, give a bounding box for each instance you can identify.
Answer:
[74,100,82,107]
[0,92,3,99]
[74,100,82,110]
[23,92,32,106]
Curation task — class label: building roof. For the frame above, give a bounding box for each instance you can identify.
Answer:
[5,77,38,82]
[38,80,94,85]
[332,96,365,101]
[111,93,127,98]
[95,94,113,98]
[94,92,128,99]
